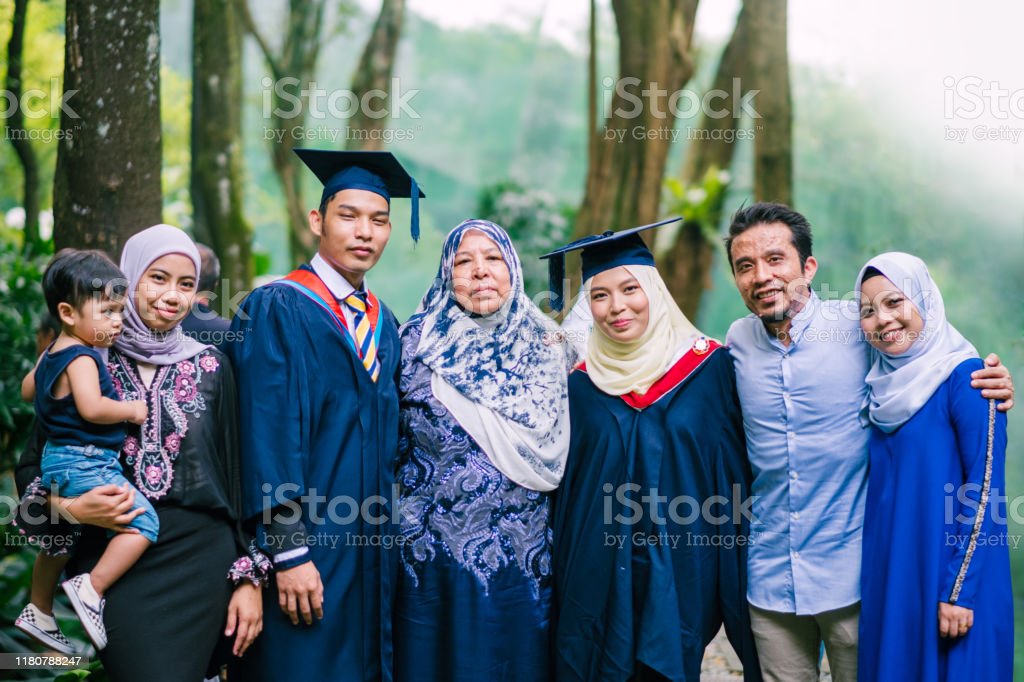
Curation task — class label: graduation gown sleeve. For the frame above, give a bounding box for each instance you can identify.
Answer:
[227,284,315,566]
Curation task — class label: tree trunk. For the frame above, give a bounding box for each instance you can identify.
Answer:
[659,2,751,318]
[4,0,41,254]
[586,0,598,168]
[574,0,699,240]
[53,0,163,256]
[748,0,792,205]
[191,0,253,299]
[346,0,406,151]
[237,0,327,266]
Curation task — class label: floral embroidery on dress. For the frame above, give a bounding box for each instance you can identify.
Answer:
[227,539,273,587]
[108,348,219,500]
[396,323,552,599]
[12,476,80,557]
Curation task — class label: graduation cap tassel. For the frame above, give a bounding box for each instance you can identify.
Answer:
[410,178,420,244]
[550,254,566,313]
[540,216,683,314]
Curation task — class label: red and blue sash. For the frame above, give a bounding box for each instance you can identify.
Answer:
[274,267,383,359]
[577,337,723,410]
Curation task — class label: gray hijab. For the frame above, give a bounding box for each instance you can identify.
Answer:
[114,224,209,365]
[855,252,978,433]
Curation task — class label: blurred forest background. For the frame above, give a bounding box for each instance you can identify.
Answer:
[0,0,1020,678]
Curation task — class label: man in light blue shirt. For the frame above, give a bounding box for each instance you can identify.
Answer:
[723,203,1013,682]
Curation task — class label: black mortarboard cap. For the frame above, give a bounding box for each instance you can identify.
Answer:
[540,217,681,311]
[294,148,426,241]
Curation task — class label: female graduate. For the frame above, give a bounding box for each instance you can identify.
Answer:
[394,219,576,681]
[14,224,266,680]
[855,253,1013,681]
[545,220,762,682]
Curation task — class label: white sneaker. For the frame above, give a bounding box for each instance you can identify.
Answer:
[62,573,107,650]
[14,603,77,655]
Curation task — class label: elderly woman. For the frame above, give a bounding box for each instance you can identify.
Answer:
[15,225,265,680]
[393,219,576,681]
[545,222,761,682]
[855,253,1013,681]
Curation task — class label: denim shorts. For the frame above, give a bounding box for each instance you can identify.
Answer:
[40,442,160,543]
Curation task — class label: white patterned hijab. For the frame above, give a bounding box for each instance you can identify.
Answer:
[409,220,575,491]
[855,252,978,433]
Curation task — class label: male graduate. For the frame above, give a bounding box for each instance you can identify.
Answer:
[227,149,424,681]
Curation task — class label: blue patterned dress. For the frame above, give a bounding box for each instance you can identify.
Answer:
[393,319,553,682]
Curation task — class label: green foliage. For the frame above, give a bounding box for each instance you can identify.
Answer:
[0,0,66,220]
[0,517,100,680]
[160,65,192,230]
[0,238,49,470]
[476,181,574,298]
[662,167,732,247]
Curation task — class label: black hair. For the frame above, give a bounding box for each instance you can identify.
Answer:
[195,243,221,293]
[38,311,62,338]
[860,265,884,285]
[42,249,127,319]
[318,191,337,217]
[725,202,814,271]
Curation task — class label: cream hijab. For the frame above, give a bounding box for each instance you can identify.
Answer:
[585,265,703,395]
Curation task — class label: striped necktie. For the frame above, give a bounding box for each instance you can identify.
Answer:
[342,292,380,382]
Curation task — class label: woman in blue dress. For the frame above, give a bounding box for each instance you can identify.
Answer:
[393,219,576,681]
[856,252,1013,681]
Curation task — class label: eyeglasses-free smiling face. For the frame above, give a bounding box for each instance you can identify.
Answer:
[589,266,650,343]
[450,230,512,316]
[729,222,818,333]
[134,253,198,332]
[859,274,925,355]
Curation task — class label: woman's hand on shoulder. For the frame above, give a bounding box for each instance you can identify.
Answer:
[227,581,263,657]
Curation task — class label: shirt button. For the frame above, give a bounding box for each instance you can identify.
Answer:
[792,550,800,558]
[790,471,799,480]
[787,431,795,440]
[791,511,800,520]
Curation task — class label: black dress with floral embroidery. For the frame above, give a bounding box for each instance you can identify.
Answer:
[15,346,269,681]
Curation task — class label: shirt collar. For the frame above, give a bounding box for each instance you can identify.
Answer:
[310,253,371,306]
[787,290,820,345]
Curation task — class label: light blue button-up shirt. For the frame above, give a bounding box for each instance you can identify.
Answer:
[726,292,870,615]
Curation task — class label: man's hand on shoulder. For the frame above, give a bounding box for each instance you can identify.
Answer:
[973,353,1014,412]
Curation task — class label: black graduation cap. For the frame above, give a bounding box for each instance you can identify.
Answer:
[540,217,681,311]
[294,148,426,241]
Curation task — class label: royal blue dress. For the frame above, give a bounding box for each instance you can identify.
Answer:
[859,359,1013,681]
[393,318,553,682]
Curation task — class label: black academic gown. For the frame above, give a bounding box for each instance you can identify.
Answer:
[552,343,761,682]
[226,266,401,682]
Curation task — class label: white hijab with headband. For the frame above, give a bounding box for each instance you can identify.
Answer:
[114,224,209,365]
[855,251,978,433]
